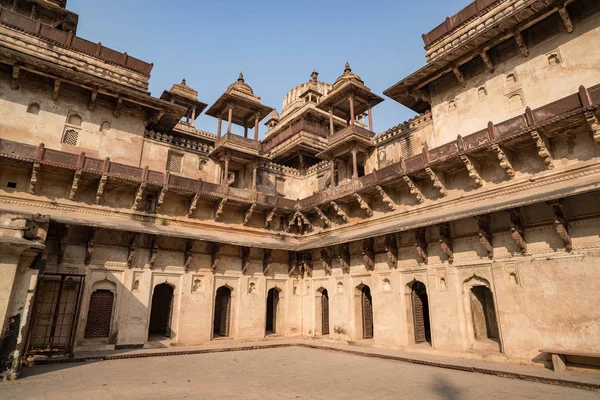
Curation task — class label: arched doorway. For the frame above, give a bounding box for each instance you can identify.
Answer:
[148,284,174,338]
[411,281,431,344]
[266,288,280,335]
[85,290,114,338]
[470,285,499,341]
[321,289,330,335]
[361,286,373,339]
[214,286,232,338]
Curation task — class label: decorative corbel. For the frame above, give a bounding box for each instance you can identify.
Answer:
[439,223,454,264]
[29,162,40,194]
[320,248,333,275]
[293,211,313,232]
[452,64,466,87]
[184,239,193,272]
[514,30,529,57]
[88,88,98,111]
[330,201,349,222]
[460,155,484,187]
[11,64,20,90]
[353,193,373,217]
[243,203,256,226]
[127,233,137,268]
[149,235,159,268]
[52,79,62,101]
[375,185,396,211]
[480,50,495,73]
[314,206,332,228]
[211,243,221,272]
[558,6,574,33]
[409,88,431,104]
[241,246,251,275]
[475,215,494,259]
[585,111,600,144]
[57,224,71,265]
[265,208,277,228]
[186,192,200,217]
[491,144,515,179]
[548,200,572,252]
[302,252,313,278]
[507,208,527,255]
[95,175,108,204]
[362,238,375,271]
[402,175,425,203]
[337,243,351,273]
[531,130,554,169]
[262,249,273,275]
[414,228,428,265]
[155,185,168,214]
[84,227,97,266]
[288,251,299,276]
[113,96,124,118]
[425,167,447,196]
[214,198,227,221]
[385,234,398,268]
[69,169,83,201]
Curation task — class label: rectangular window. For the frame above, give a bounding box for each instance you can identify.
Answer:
[167,152,183,173]
[61,128,79,146]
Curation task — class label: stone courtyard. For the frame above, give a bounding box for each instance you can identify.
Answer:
[0,346,597,400]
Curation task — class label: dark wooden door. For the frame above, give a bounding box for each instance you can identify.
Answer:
[219,290,231,337]
[322,290,329,335]
[361,287,373,339]
[84,290,114,338]
[413,289,426,343]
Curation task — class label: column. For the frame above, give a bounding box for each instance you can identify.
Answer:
[244,125,248,138]
[227,104,233,133]
[349,95,355,126]
[351,144,358,179]
[252,161,258,191]
[368,105,373,131]
[329,107,334,136]
[222,154,230,185]
[330,156,336,187]
[217,116,222,138]
[191,106,196,123]
[254,113,260,141]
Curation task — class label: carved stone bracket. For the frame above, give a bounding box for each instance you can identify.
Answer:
[460,155,484,187]
[155,186,168,214]
[548,200,572,252]
[385,234,398,268]
[84,227,97,266]
[480,50,495,73]
[95,174,108,204]
[289,211,312,233]
[241,246,250,275]
[330,201,348,222]
[132,182,147,210]
[375,185,396,211]
[263,249,273,275]
[211,243,221,272]
[514,30,529,57]
[531,131,554,169]
[337,243,351,274]
[362,238,375,271]
[320,248,333,275]
[88,88,98,111]
[439,223,454,264]
[559,6,574,33]
[187,192,200,217]
[243,203,256,226]
[414,228,428,265]
[149,235,159,268]
[57,224,71,265]
[69,169,82,201]
[314,206,332,228]
[214,198,227,221]
[507,208,527,255]
[584,111,600,144]
[288,251,298,276]
[265,208,277,228]
[491,144,515,179]
[29,162,40,194]
[127,233,137,268]
[475,215,494,259]
[52,79,61,100]
[114,96,124,118]
[402,175,425,203]
[452,65,466,87]
[184,239,193,272]
[302,252,313,278]
[353,193,373,217]
[425,167,447,196]
[11,64,20,90]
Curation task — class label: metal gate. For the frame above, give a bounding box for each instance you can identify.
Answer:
[25,274,84,356]
[361,287,373,339]
[322,290,329,335]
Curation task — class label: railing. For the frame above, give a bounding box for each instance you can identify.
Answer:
[262,118,329,153]
[215,132,261,152]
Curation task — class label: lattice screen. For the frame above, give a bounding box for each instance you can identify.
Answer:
[167,152,183,173]
[62,129,79,146]
[400,136,414,159]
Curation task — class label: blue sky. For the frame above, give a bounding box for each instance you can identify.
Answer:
[69,0,472,137]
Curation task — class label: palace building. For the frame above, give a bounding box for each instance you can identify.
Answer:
[1,0,600,380]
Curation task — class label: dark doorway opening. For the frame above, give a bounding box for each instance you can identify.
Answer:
[84,290,114,338]
[361,286,373,339]
[214,286,231,338]
[470,286,499,340]
[322,289,330,335]
[148,284,174,338]
[266,288,279,335]
[411,281,431,344]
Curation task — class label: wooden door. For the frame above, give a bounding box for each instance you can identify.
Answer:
[413,289,426,343]
[361,287,373,339]
[219,290,231,337]
[84,290,114,338]
[322,291,329,335]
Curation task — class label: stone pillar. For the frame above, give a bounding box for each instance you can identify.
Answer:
[329,107,334,136]
[222,154,230,185]
[329,156,336,187]
[227,105,233,133]
[252,161,258,191]
[254,114,260,141]
[191,106,196,122]
[217,116,222,138]
[349,95,355,126]
[351,145,358,179]
[244,125,248,138]
[368,105,373,131]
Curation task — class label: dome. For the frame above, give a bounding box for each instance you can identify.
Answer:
[227,72,255,96]
[332,62,364,89]
[281,71,331,116]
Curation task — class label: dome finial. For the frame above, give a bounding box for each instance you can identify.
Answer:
[344,61,351,73]
[310,70,319,83]
[238,72,244,83]
[181,78,187,85]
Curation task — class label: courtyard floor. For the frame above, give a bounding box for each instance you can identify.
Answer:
[1,346,598,400]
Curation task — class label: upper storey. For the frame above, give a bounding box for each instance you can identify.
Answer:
[0,0,78,32]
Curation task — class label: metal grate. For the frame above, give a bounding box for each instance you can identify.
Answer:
[400,136,414,159]
[167,152,183,173]
[62,129,79,146]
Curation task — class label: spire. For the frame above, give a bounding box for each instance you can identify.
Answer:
[238,72,244,83]
[181,78,187,85]
[344,61,351,73]
[311,70,319,83]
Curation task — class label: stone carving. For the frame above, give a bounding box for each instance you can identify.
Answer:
[155,186,168,213]
[414,228,428,265]
[127,233,137,268]
[584,111,600,144]
[88,88,98,111]
[114,96,124,118]
[353,193,373,217]
[95,174,108,204]
[29,162,39,194]
[337,243,350,274]
[69,169,82,201]
[375,185,396,211]
[84,227,97,266]
[243,203,256,226]
[265,208,277,228]
[149,235,159,268]
[132,182,147,210]
[514,30,529,57]
[425,167,447,196]
[330,201,349,222]
[57,224,71,265]
[548,200,572,252]
[558,6,574,33]
[241,246,251,275]
[214,198,227,221]
[320,248,332,275]
[187,192,200,217]
[531,131,554,169]
[480,50,494,73]
[491,144,515,179]
[302,252,313,278]
[184,239,193,272]
[362,238,375,271]
[262,249,273,275]
[402,175,425,203]
[475,215,494,259]
[507,208,527,255]
[288,251,299,276]
[289,211,312,233]
[460,155,484,187]
[11,64,19,90]
[452,65,466,87]
[439,223,454,264]
[385,234,398,268]
[314,206,332,228]
[52,79,61,100]
[211,243,221,272]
